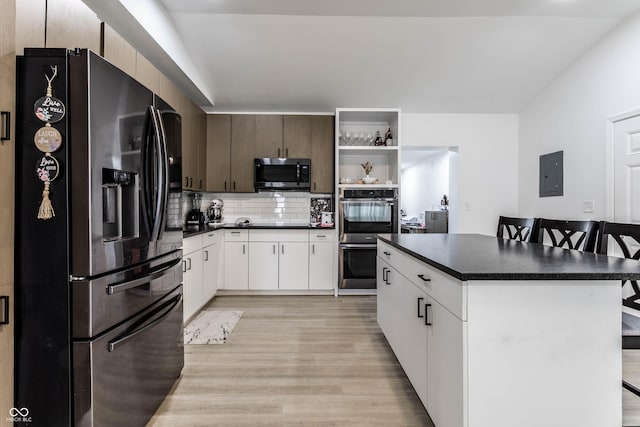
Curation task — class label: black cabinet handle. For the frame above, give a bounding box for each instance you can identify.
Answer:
[417,297,424,318]
[384,268,390,284]
[224,181,227,191]
[190,177,193,188]
[286,148,289,157]
[0,296,8,325]
[383,251,391,256]
[1,111,10,141]
[314,182,317,191]
[425,303,432,326]
[233,181,237,191]
[417,274,431,282]
[204,250,209,261]
[185,177,189,187]
[187,257,192,271]
[199,179,203,189]
[382,267,388,284]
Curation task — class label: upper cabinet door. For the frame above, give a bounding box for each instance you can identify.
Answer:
[310,115,334,193]
[206,114,231,192]
[230,115,256,192]
[45,0,101,53]
[283,115,311,158]
[255,115,283,158]
[101,23,136,78]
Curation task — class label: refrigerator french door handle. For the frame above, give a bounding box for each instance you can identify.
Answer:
[153,108,170,241]
[106,257,181,295]
[107,293,182,352]
[147,106,166,242]
[140,106,155,238]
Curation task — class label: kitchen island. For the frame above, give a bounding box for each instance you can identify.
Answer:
[376,233,640,427]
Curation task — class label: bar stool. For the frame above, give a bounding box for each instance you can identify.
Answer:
[596,221,640,396]
[496,216,537,242]
[532,218,598,252]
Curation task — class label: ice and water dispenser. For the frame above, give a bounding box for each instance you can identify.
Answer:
[102,168,138,241]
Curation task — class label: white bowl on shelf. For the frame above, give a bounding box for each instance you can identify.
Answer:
[362,176,376,184]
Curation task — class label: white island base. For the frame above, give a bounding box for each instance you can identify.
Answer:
[376,237,623,427]
[466,280,620,427]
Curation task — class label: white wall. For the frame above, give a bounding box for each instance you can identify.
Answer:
[519,12,640,220]
[401,150,450,221]
[402,114,519,235]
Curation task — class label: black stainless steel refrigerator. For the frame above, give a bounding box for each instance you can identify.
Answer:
[14,48,184,427]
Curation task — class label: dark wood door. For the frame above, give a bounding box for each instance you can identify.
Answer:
[255,115,282,158]
[231,115,256,192]
[283,115,311,158]
[206,114,231,192]
[311,115,334,193]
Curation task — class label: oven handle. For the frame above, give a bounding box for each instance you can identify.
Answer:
[107,292,182,352]
[339,243,378,249]
[339,199,396,203]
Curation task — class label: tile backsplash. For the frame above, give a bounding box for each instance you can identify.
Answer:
[181,192,333,225]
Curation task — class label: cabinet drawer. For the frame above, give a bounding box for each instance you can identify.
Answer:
[404,255,466,321]
[183,235,203,255]
[202,230,219,247]
[250,230,309,242]
[310,230,335,242]
[377,240,405,272]
[225,229,249,241]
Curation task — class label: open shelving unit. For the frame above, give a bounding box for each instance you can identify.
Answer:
[335,108,402,192]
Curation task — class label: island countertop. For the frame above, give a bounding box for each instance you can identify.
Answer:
[377,233,640,281]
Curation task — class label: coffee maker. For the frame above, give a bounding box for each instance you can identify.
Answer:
[207,199,224,223]
[185,193,205,226]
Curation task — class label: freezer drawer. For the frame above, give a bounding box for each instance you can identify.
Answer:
[73,285,184,427]
[72,250,182,338]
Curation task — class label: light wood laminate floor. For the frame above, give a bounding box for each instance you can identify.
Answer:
[147,296,433,426]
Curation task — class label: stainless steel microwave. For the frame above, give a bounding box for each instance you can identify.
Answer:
[254,158,311,191]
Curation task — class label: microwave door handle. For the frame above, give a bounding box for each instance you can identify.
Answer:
[296,162,301,185]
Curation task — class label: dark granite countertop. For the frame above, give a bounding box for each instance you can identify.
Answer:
[183,223,335,238]
[378,233,640,281]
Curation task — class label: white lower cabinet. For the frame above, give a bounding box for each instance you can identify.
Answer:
[249,242,279,290]
[377,256,427,407]
[309,231,335,290]
[202,232,221,301]
[377,239,463,427]
[224,242,249,290]
[425,294,463,427]
[183,235,204,322]
[183,231,223,322]
[279,242,309,290]
[248,230,310,290]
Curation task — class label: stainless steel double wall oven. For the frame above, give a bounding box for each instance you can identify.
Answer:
[338,189,398,290]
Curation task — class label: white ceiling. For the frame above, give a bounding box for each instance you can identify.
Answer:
[86,0,640,114]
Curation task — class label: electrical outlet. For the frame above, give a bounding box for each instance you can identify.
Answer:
[583,200,594,213]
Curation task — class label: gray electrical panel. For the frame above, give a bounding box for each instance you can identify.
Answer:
[539,151,563,197]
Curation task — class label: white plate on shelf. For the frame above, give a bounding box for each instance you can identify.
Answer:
[362,177,376,184]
